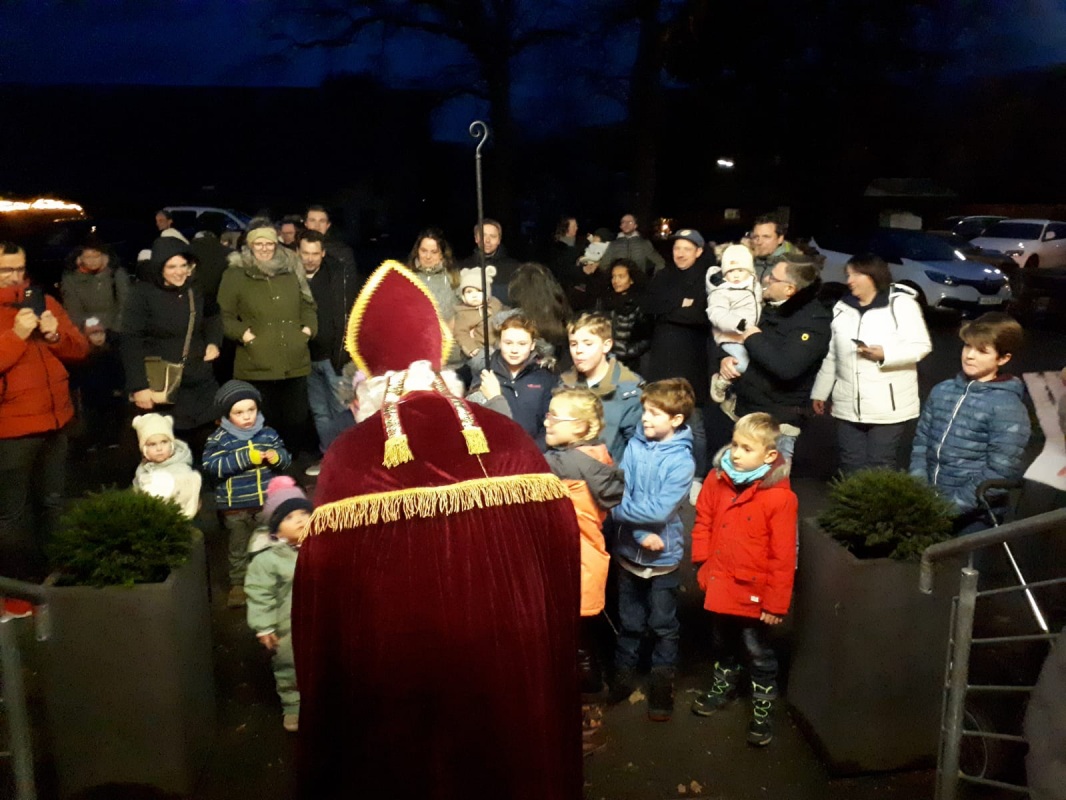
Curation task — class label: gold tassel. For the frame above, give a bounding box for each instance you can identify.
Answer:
[383,435,413,468]
[303,473,570,539]
[462,426,489,455]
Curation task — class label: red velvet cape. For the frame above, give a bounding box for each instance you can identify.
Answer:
[293,392,582,799]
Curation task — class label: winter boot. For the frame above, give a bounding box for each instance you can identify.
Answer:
[578,647,607,700]
[710,372,731,404]
[647,667,675,722]
[692,661,741,716]
[581,703,607,757]
[747,680,778,746]
[608,666,638,705]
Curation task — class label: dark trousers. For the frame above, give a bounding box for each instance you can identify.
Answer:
[615,566,680,671]
[251,376,309,457]
[711,612,778,687]
[835,419,906,474]
[0,430,69,580]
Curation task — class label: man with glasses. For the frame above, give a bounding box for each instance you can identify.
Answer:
[0,242,90,579]
[717,251,831,462]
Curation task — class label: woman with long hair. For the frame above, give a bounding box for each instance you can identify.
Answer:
[507,262,572,358]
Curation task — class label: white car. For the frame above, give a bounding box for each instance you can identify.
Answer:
[811,228,1011,313]
[972,219,1066,271]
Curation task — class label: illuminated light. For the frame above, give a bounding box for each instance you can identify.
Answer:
[954,249,966,260]
[0,197,84,214]
[716,158,735,168]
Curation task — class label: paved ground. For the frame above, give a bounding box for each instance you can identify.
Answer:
[4,295,1065,799]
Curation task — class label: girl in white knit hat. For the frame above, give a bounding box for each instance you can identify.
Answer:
[131,413,202,519]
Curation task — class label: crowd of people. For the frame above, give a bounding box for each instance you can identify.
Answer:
[0,203,1048,793]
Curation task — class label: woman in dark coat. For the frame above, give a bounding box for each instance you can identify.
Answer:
[596,257,652,373]
[121,237,222,455]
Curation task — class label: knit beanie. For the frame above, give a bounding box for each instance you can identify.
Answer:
[132,413,175,453]
[458,265,495,297]
[246,227,278,244]
[262,476,313,534]
[214,379,262,415]
[719,243,755,277]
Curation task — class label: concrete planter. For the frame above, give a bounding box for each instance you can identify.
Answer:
[43,531,216,797]
[787,519,961,774]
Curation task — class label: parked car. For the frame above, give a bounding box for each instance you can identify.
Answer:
[941,215,1008,240]
[811,228,1011,313]
[162,206,251,239]
[927,231,1017,273]
[972,219,1066,271]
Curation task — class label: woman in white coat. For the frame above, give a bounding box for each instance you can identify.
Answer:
[810,253,931,473]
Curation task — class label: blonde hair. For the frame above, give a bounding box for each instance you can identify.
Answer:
[551,387,604,442]
[567,312,613,341]
[733,412,781,452]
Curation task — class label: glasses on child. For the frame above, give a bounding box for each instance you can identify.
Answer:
[545,412,579,424]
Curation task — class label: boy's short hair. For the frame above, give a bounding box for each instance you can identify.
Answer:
[567,312,613,341]
[496,312,538,340]
[733,412,781,452]
[959,312,1024,357]
[551,387,604,441]
[641,378,695,422]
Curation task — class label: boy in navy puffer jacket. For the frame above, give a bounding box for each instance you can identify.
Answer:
[203,380,291,607]
[610,378,695,722]
[909,313,1030,533]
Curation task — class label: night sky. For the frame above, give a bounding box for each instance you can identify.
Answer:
[5,1,1065,142]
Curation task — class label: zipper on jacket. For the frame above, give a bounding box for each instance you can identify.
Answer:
[889,383,896,411]
[932,382,972,485]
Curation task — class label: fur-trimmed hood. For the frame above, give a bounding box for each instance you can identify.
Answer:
[710,444,791,490]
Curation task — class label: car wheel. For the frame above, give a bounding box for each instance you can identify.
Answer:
[1023,255,1039,270]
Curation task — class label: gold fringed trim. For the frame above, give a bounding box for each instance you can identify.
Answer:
[462,427,489,455]
[383,435,414,468]
[303,473,570,539]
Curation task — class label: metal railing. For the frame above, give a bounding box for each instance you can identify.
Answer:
[921,501,1066,800]
[0,576,50,800]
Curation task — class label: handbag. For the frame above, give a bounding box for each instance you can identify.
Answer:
[144,289,196,404]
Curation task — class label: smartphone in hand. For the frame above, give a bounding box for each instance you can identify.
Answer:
[21,287,46,316]
[851,338,866,348]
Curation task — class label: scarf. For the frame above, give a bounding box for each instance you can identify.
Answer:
[720,449,770,486]
[236,246,315,304]
[221,413,265,441]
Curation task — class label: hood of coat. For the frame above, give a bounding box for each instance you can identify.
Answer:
[560,357,642,400]
[148,237,196,290]
[950,372,1026,400]
[711,444,791,490]
[138,437,194,472]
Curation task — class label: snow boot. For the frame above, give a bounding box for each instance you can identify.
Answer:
[747,680,778,746]
[692,661,741,716]
[608,666,638,705]
[578,647,607,700]
[647,667,675,722]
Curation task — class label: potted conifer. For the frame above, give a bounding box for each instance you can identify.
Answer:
[43,489,216,796]
[787,468,959,774]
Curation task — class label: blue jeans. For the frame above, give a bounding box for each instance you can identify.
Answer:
[615,566,681,671]
[307,360,346,454]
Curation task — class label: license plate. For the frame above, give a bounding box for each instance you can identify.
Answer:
[979,296,1001,305]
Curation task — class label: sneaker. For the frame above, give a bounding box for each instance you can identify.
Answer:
[2,598,34,620]
[283,713,299,733]
[710,372,731,404]
[689,479,704,507]
[647,668,674,722]
[304,461,322,477]
[226,586,247,608]
[692,661,741,716]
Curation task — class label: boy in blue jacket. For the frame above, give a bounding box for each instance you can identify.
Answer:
[909,313,1030,534]
[203,380,291,607]
[610,378,696,721]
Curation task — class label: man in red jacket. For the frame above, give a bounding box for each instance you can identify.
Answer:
[0,242,89,579]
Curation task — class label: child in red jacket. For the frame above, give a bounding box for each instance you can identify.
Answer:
[690,412,797,747]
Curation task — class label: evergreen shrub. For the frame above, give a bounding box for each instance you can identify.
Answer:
[49,488,193,587]
[817,468,956,561]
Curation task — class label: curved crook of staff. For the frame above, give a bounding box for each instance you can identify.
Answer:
[469,120,492,372]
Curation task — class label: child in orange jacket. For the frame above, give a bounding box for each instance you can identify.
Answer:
[690,412,797,748]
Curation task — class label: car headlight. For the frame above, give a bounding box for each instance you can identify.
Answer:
[924,270,956,285]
